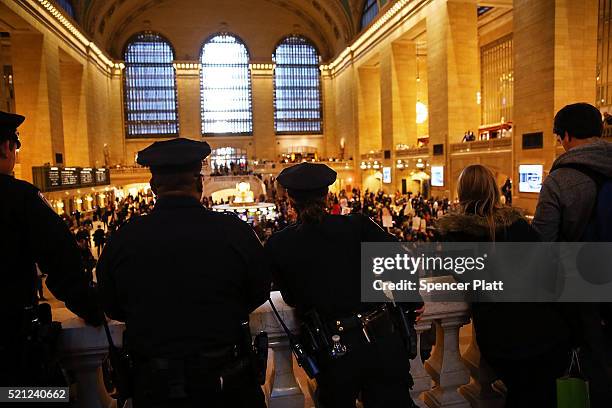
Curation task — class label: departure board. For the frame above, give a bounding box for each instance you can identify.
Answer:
[32,166,111,192]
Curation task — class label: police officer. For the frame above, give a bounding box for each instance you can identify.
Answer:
[0,111,102,386]
[265,162,420,408]
[96,138,270,408]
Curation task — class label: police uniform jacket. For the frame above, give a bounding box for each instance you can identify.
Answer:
[265,213,395,320]
[0,174,99,327]
[96,195,271,359]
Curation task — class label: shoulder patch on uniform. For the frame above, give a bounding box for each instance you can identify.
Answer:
[38,191,54,210]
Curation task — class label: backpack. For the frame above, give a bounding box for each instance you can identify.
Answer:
[551,162,612,242]
[551,162,612,329]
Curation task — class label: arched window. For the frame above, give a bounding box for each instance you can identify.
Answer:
[273,36,322,134]
[123,32,179,138]
[200,34,252,135]
[56,0,76,19]
[360,0,379,30]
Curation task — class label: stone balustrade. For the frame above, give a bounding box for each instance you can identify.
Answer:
[54,283,504,408]
[449,138,512,154]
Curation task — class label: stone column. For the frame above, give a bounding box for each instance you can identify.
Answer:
[60,52,90,167]
[426,0,480,145]
[357,66,382,154]
[55,307,124,408]
[251,64,276,162]
[250,291,304,408]
[423,315,471,408]
[322,68,336,159]
[512,0,598,212]
[12,33,66,180]
[411,319,434,408]
[459,325,505,407]
[175,63,201,139]
[380,41,418,192]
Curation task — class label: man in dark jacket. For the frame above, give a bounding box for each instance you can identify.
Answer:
[97,138,270,408]
[533,102,612,406]
[92,226,106,257]
[0,111,102,386]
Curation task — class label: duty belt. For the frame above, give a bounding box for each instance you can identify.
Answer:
[330,304,391,342]
[135,345,250,395]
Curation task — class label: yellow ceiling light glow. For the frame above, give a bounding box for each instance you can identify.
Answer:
[36,0,115,69]
[416,101,428,124]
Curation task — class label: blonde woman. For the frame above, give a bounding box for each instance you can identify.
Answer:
[436,164,571,408]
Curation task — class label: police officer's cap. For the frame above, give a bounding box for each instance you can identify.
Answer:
[277,162,336,199]
[0,111,25,143]
[136,138,211,174]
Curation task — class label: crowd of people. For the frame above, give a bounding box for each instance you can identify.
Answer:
[209,161,250,176]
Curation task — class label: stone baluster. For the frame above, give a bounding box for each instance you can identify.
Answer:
[459,325,505,408]
[419,276,471,408]
[250,291,305,408]
[411,319,434,408]
[55,307,125,408]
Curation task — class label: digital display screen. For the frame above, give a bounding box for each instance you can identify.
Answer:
[382,167,391,184]
[32,166,111,192]
[79,168,94,185]
[518,164,543,193]
[431,166,444,187]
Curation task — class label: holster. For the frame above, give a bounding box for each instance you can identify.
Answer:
[240,321,268,385]
[18,303,66,386]
[390,304,418,360]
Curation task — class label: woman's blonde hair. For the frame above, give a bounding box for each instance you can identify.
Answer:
[457,164,503,240]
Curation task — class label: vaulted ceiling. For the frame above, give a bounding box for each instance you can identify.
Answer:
[77,0,360,61]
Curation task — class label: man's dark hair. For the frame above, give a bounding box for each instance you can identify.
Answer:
[150,171,199,194]
[553,102,603,139]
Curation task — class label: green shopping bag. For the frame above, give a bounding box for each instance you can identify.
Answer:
[557,349,590,408]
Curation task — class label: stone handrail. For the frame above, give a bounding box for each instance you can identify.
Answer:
[396,146,430,158]
[251,161,354,173]
[450,138,512,154]
[55,283,502,407]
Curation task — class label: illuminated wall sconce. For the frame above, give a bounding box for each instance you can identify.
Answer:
[396,159,405,169]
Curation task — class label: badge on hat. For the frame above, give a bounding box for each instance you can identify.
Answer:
[277,162,337,199]
[136,138,211,174]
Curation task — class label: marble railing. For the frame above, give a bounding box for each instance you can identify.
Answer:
[55,282,505,408]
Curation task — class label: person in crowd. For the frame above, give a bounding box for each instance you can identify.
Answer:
[97,138,270,408]
[500,177,512,205]
[93,225,106,257]
[0,111,103,386]
[330,196,341,215]
[76,236,95,283]
[35,265,46,301]
[533,102,612,406]
[265,162,421,408]
[436,164,572,407]
[603,111,612,126]
[75,226,91,247]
